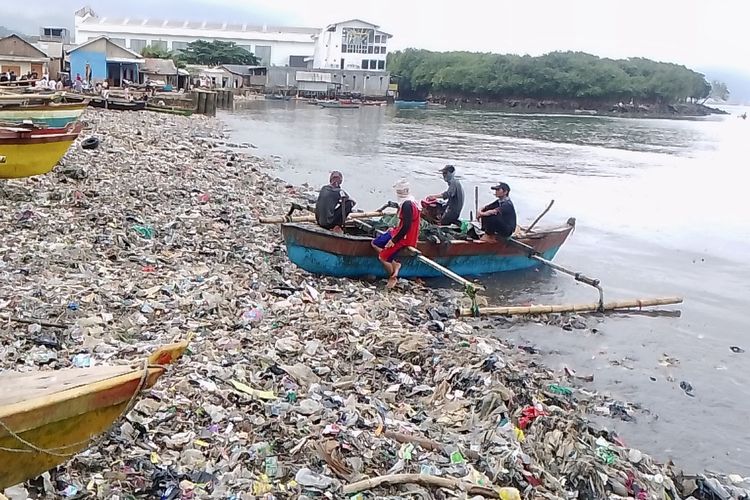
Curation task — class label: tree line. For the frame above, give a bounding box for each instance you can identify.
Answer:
[141,40,260,68]
[387,49,712,103]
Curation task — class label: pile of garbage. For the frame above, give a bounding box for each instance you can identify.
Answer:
[1,109,747,499]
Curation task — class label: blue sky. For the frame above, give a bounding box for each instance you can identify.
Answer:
[2,0,748,76]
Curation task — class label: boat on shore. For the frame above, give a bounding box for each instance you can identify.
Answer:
[319,101,360,109]
[0,101,88,128]
[281,219,575,278]
[0,338,189,490]
[145,104,194,116]
[0,123,83,178]
[265,94,291,101]
[89,97,146,111]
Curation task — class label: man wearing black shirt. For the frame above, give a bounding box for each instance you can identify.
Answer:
[315,171,355,231]
[478,182,517,240]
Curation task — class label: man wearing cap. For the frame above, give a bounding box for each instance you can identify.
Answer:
[315,171,356,231]
[478,182,517,240]
[371,178,421,288]
[426,165,464,226]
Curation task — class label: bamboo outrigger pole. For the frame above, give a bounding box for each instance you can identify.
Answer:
[456,296,683,317]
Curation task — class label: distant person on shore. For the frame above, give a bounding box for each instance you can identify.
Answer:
[315,171,356,231]
[47,78,57,91]
[426,164,464,226]
[478,182,517,241]
[372,179,421,289]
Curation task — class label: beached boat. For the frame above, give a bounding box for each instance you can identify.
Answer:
[281,219,575,278]
[0,101,87,128]
[394,100,428,109]
[265,94,291,101]
[0,123,83,178]
[319,101,360,109]
[145,104,194,116]
[89,97,146,111]
[0,338,189,490]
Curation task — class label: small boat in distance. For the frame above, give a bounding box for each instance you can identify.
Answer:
[0,338,189,490]
[319,101,360,109]
[0,123,83,178]
[265,93,291,101]
[394,100,428,109]
[281,219,575,278]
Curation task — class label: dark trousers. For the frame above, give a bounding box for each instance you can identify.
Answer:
[481,216,513,238]
[320,200,355,229]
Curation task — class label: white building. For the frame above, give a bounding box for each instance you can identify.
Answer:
[311,19,391,71]
[73,6,319,67]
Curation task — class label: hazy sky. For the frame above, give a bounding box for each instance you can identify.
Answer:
[2,0,748,74]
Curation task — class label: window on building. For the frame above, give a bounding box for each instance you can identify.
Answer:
[151,40,167,50]
[341,27,374,54]
[171,41,188,52]
[369,60,378,69]
[110,38,126,47]
[289,55,307,68]
[361,59,369,70]
[129,39,147,52]
[377,60,385,70]
[367,46,373,54]
[255,45,271,65]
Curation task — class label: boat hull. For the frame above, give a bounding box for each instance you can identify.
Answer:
[281,221,574,278]
[0,124,82,178]
[0,103,86,128]
[0,339,188,489]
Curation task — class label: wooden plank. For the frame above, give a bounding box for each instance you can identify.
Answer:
[0,365,136,406]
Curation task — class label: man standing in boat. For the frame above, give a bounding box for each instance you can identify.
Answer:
[478,182,517,240]
[426,164,464,226]
[315,171,356,232]
[372,179,421,289]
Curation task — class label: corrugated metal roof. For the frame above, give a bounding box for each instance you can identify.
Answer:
[142,58,177,75]
[80,15,319,35]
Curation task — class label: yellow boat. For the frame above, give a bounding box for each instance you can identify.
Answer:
[0,338,190,490]
[0,122,83,179]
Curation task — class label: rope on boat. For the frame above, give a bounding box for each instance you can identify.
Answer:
[0,360,152,456]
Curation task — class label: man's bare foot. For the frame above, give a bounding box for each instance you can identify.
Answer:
[386,276,398,289]
[332,226,343,234]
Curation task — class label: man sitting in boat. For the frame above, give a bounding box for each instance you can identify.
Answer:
[425,164,464,226]
[315,171,356,232]
[371,179,421,289]
[478,182,517,241]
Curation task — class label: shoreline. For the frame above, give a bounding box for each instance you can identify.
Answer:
[1,109,746,498]
[426,98,728,119]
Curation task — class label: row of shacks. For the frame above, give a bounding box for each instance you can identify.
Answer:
[0,33,392,97]
[0,34,186,88]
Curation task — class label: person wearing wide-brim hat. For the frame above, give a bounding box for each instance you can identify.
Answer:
[477,182,516,241]
[426,164,464,226]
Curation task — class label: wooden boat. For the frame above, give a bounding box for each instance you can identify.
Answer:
[145,104,194,116]
[319,101,360,109]
[265,94,291,101]
[0,102,87,128]
[281,219,576,278]
[89,97,146,111]
[0,123,83,178]
[394,100,428,109]
[0,338,189,490]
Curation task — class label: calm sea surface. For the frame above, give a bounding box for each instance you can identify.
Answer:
[224,102,750,473]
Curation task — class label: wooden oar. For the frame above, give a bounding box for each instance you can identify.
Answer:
[524,199,555,233]
[456,296,683,317]
[352,218,484,291]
